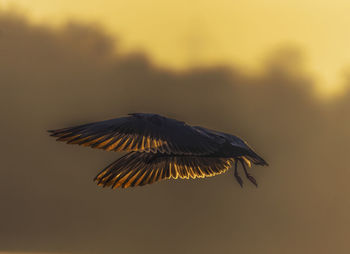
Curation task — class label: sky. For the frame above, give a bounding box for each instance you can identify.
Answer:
[2,0,350,97]
[1,9,350,254]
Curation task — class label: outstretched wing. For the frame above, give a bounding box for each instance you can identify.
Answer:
[95,152,233,189]
[49,113,221,155]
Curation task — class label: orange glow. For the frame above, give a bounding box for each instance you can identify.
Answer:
[2,0,349,97]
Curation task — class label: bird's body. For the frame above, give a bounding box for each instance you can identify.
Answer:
[49,113,268,188]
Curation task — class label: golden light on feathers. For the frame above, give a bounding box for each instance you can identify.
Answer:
[49,113,268,189]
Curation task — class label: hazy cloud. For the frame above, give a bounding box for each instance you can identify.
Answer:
[1,11,349,254]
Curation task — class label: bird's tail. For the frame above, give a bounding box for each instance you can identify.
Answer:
[246,150,269,166]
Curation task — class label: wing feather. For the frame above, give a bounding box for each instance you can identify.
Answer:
[94,152,233,189]
[49,113,221,155]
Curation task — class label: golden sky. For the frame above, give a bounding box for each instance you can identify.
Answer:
[1,2,350,253]
[2,0,350,96]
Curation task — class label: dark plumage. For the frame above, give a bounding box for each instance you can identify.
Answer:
[48,113,268,189]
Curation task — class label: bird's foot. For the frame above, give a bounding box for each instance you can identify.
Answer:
[246,174,258,187]
[234,160,243,187]
[239,159,258,187]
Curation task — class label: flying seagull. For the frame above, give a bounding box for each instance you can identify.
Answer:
[48,113,268,189]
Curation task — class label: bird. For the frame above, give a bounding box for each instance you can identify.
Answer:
[48,113,268,189]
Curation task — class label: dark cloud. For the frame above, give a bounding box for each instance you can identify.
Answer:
[1,11,349,254]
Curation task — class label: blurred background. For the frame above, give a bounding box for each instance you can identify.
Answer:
[1,1,350,254]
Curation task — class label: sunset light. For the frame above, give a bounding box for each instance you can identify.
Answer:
[2,0,350,97]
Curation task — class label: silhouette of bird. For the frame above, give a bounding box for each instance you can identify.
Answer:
[48,113,268,189]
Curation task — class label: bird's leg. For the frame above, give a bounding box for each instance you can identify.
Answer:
[234,160,243,187]
[240,159,258,187]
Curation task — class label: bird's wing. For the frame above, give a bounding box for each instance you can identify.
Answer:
[194,126,250,150]
[49,113,221,155]
[95,152,233,189]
